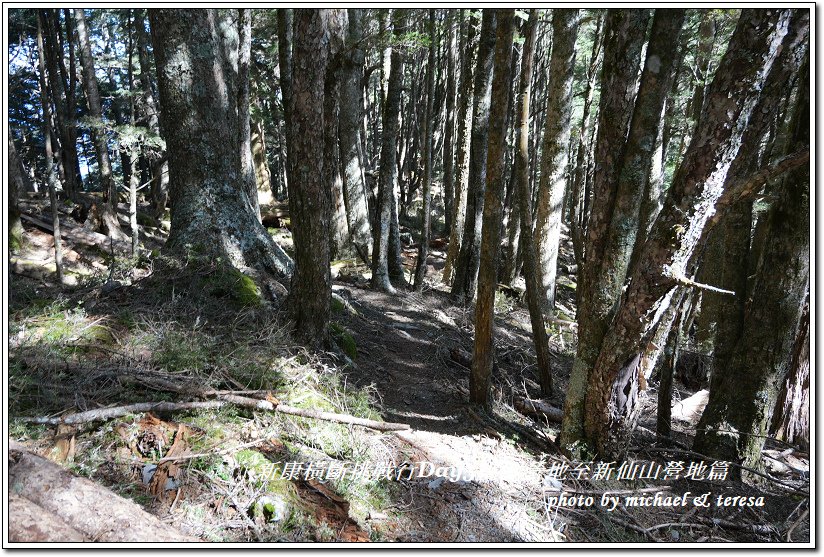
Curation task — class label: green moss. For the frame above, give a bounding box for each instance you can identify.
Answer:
[204,266,261,308]
[331,296,346,315]
[329,322,357,360]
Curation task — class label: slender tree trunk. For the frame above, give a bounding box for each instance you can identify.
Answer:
[533,9,581,313]
[238,8,260,221]
[694,42,809,469]
[338,8,372,263]
[569,13,604,270]
[413,10,437,291]
[581,9,793,456]
[442,10,475,285]
[371,10,407,293]
[513,11,552,394]
[74,9,123,240]
[441,11,459,237]
[150,9,293,280]
[277,9,294,196]
[36,12,63,282]
[471,10,515,405]
[451,10,496,303]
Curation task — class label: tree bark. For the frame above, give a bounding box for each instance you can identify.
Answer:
[582,9,793,456]
[441,11,459,238]
[533,9,581,313]
[150,9,293,280]
[277,9,294,195]
[451,10,496,303]
[413,10,437,291]
[470,9,515,405]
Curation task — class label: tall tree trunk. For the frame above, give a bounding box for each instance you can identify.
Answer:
[413,10,437,291]
[580,9,793,456]
[371,10,407,293]
[441,10,459,238]
[288,9,347,345]
[569,13,604,270]
[533,9,581,313]
[74,9,123,240]
[470,9,515,405]
[513,10,552,394]
[338,8,372,263]
[150,9,293,280]
[36,12,63,283]
[277,9,294,196]
[559,8,651,453]
[238,8,260,221]
[451,10,496,303]
[694,43,809,469]
[442,10,476,285]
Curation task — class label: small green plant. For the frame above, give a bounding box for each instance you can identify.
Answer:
[329,322,357,360]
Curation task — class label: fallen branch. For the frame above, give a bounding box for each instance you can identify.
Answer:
[514,397,564,423]
[20,212,132,254]
[19,394,410,432]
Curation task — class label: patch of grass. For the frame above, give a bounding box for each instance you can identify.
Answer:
[154,330,211,372]
[329,322,357,360]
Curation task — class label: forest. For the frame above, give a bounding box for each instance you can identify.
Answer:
[6,7,811,545]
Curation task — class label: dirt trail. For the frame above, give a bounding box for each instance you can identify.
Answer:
[333,282,562,542]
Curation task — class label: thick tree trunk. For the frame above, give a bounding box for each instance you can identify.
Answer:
[371,10,407,293]
[288,9,346,346]
[74,9,123,240]
[150,9,293,280]
[513,11,552,394]
[559,8,651,452]
[451,10,496,303]
[582,9,793,456]
[338,8,372,263]
[694,43,809,469]
[470,10,515,405]
[413,10,437,291]
[442,10,475,285]
[533,9,581,313]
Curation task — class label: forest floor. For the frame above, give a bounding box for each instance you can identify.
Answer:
[7,197,810,543]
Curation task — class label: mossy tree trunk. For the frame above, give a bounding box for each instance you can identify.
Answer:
[470,9,514,405]
[150,9,293,281]
[533,8,580,313]
[582,9,794,456]
[8,136,27,254]
[559,8,651,454]
[694,43,810,469]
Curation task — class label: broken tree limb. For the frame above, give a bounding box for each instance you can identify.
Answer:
[19,395,411,432]
[514,397,564,423]
[20,212,132,254]
[8,441,199,542]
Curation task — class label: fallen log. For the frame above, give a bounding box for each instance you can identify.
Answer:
[514,397,564,423]
[19,394,410,432]
[8,441,199,542]
[20,212,131,254]
[9,494,88,542]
